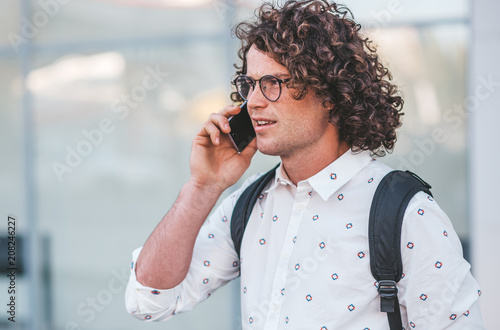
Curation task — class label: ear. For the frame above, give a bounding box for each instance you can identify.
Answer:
[325,101,338,127]
[322,99,334,110]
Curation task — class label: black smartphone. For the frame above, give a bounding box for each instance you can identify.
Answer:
[228,101,256,153]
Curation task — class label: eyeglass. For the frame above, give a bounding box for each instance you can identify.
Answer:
[232,74,291,102]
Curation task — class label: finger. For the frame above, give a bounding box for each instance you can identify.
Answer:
[198,105,242,142]
[207,113,229,134]
[209,108,240,134]
[219,104,241,117]
[201,121,222,145]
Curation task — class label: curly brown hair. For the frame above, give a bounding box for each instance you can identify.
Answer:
[231,0,403,156]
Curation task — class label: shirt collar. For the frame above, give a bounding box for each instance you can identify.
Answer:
[265,163,293,194]
[265,150,373,200]
[308,150,373,201]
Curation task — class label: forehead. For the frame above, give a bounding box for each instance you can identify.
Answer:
[246,45,290,79]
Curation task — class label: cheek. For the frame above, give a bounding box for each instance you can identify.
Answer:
[276,93,331,134]
[278,115,319,142]
[287,110,327,130]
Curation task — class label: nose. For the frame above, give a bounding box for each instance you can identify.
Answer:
[246,82,267,110]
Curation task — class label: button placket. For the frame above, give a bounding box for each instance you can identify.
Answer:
[263,182,312,330]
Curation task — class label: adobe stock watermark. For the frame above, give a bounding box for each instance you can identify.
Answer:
[7,0,72,54]
[51,65,168,182]
[365,0,403,29]
[64,267,129,330]
[396,74,500,172]
[410,270,475,328]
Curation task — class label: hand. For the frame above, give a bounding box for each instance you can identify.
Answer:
[189,104,257,193]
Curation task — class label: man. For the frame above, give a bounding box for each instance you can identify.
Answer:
[126,1,484,329]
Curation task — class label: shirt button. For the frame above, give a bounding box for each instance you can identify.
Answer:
[271,302,279,310]
[282,252,290,260]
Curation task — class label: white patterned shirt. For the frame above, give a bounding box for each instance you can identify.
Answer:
[125,150,484,329]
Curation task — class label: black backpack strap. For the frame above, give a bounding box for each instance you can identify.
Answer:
[231,164,280,260]
[369,170,433,330]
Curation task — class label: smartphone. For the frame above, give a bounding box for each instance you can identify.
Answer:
[228,101,256,153]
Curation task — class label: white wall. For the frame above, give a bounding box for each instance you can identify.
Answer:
[469,0,500,328]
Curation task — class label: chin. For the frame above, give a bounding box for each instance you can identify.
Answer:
[259,149,281,157]
[256,141,286,157]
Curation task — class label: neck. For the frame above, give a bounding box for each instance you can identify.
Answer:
[281,140,350,185]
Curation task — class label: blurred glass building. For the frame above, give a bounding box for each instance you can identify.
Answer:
[0,0,498,329]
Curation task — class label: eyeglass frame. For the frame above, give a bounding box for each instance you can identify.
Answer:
[232,74,292,102]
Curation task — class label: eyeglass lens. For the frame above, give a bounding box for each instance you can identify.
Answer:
[236,76,282,102]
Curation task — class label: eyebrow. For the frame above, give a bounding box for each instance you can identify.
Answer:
[274,72,291,78]
[247,72,291,79]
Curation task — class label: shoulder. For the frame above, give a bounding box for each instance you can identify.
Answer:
[401,189,465,256]
[405,190,438,218]
[355,158,393,182]
[205,168,275,224]
[228,170,272,203]
[343,157,393,191]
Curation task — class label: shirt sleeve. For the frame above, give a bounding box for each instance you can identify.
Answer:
[398,192,485,329]
[125,173,263,322]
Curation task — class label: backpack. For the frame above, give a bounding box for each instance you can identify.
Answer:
[230,165,433,330]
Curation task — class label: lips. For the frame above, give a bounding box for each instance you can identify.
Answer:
[256,120,276,126]
[252,117,277,133]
